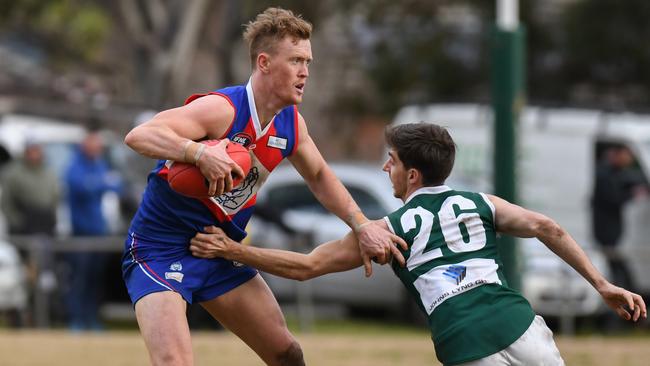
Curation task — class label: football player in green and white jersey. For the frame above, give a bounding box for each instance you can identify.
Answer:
[189,123,647,365]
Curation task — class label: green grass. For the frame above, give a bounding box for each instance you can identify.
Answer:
[286,317,430,335]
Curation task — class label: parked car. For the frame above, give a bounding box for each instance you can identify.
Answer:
[520,238,609,317]
[249,162,610,319]
[249,163,406,314]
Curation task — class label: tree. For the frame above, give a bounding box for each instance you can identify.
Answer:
[336,0,492,117]
[0,0,110,63]
[109,0,211,107]
[562,0,650,109]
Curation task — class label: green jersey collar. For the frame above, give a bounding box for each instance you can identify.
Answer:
[405,185,452,204]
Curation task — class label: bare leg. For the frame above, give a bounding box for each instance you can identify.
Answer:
[135,291,193,366]
[201,274,304,366]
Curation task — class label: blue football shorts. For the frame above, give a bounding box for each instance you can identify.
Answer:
[121,231,258,305]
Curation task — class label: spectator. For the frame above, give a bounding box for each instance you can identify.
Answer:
[0,141,59,235]
[591,145,648,291]
[0,141,60,326]
[64,129,122,331]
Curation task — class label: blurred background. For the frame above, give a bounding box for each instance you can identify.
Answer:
[0,0,649,360]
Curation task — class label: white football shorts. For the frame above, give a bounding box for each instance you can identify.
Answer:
[454,315,565,366]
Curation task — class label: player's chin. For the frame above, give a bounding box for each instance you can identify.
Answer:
[292,94,303,104]
[292,88,305,101]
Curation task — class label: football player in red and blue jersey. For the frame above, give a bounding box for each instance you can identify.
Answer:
[121,7,406,366]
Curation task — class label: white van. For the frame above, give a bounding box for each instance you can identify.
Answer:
[391,104,650,317]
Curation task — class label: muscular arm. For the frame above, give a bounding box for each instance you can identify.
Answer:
[123,95,244,195]
[488,194,647,321]
[124,95,232,161]
[190,226,364,281]
[287,114,363,230]
[288,114,406,275]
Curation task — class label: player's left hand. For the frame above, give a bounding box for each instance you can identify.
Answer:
[598,282,647,322]
[356,221,407,277]
[189,226,236,259]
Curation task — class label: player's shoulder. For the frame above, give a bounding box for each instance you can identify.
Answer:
[400,187,491,210]
[217,84,246,94]
[176,93,236,138]
[185,91,236,109]
[184,92,235,116]
[291,108,307,132]
[441,188,494,208]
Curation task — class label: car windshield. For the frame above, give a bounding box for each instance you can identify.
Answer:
[265,183,388,219]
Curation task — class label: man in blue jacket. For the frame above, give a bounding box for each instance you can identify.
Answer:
[65,128,122,330]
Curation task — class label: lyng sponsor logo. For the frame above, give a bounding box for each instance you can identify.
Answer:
[442,265,467,285]
[428,279,490,313]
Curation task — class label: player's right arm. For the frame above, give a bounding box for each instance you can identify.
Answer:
[487,194,647,322]
[123,95,244,196]
[190,226,364,281]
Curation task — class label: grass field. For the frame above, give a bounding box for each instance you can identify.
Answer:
[1,323,649,366]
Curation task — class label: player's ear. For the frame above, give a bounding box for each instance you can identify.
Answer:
[408,168,419,184]
[258,53,271,74]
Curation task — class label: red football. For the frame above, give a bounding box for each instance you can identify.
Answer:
[167,140,251,198]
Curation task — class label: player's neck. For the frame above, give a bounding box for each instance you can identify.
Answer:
[250,74,283,127]
[402,183,424,203]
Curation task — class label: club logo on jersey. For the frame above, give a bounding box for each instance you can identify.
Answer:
[215,166,260,210]
[169,261,183,271]
[267,135,287,150]
[232,132,255,149]
[443,265,467,285]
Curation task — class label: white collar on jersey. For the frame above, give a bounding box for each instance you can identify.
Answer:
[404,185,452,204]
[246,77,275,138]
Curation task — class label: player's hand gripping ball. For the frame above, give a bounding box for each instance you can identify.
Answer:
[167,140,251,198]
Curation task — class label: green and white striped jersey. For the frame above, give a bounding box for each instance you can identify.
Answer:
[385,186,535,365]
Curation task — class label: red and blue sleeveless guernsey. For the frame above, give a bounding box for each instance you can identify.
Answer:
[121,79,299,304]
[127,79,299,245]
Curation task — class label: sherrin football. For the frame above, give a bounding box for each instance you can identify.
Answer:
[167,140,251,198]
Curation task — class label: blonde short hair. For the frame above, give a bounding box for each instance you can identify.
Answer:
[243,7,312,69]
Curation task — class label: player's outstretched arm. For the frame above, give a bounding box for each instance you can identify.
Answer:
[487,194,647,322]
[190,226,364,281]
[287,113,407,276]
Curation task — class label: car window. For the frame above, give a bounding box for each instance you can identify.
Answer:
[347,186,388,219]
[266,184,327,214]
[265,183,388,219]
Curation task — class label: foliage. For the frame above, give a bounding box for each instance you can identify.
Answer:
[561,0,650,107]
[338,0,492,116]
[3,0,650,113]
[0,0,110,63]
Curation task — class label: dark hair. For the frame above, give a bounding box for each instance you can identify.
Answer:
[84,116,102,132]
[385,123,456,186]
[243,7,312,69]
